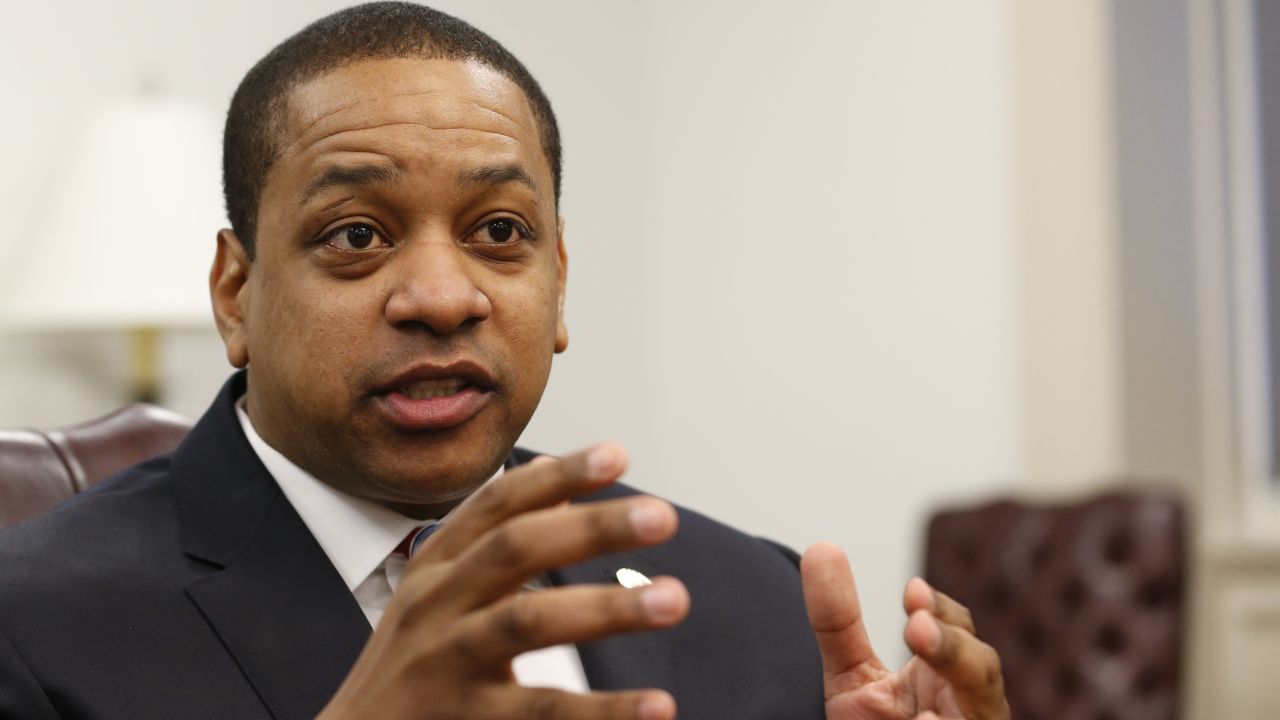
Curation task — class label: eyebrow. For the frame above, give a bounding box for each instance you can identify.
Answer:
[457,163,542,200]
[299,164,405,205]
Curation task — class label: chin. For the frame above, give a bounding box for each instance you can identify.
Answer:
[367,447,506,504]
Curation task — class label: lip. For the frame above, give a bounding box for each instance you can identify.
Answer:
[371,360,498,395]
[370,360,497,431]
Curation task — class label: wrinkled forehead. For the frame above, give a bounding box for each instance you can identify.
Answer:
[276,56,544,170]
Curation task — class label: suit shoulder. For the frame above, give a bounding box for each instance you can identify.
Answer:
[0,454,179,574]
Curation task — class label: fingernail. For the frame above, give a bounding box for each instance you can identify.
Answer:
[586,444,616,480]
[639,694,673,720]
[641,584,681,622]
[630,501,669,539]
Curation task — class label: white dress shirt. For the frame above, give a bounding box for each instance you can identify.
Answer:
[235,401,589,693]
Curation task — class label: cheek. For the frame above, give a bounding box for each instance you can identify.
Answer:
[495,274,560,347]
[484,278,558,397]
[249,272,383,387]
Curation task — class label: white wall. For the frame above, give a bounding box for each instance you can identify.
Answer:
[1013,1,1128,490]
[620,1,1025,659]
[0,1,1051,664]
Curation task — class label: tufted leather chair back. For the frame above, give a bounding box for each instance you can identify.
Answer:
[0,404,192,530]
[924,492,1185,720]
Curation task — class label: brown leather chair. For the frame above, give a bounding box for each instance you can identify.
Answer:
[0,404,192,530]
[924,492,1186,720]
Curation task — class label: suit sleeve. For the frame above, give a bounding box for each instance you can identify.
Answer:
[0,628,60,719]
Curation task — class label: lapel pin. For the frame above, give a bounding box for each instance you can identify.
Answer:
[615,568,652,589]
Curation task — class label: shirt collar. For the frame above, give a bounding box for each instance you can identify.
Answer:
[235,399,422,592]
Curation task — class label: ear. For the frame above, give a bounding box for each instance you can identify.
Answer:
[210,229,252,368]
[553,217,569,354]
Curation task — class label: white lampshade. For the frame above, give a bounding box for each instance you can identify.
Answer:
[0,95,224,331]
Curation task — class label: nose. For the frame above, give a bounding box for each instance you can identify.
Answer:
[383,237,492,335]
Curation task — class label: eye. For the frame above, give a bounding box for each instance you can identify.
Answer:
[473,218,532,244]
[321,222,388,251]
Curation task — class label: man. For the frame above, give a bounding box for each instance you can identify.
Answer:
[0,4,1009,719]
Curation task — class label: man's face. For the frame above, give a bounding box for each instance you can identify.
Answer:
[211,57,567,516]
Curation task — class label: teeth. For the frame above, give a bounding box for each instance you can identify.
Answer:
[400,379,467,400]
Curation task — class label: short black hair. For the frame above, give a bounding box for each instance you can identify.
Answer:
[222,1,562,258]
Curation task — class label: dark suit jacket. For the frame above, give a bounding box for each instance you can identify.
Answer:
[0,374,824,719]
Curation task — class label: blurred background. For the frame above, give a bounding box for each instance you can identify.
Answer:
[1,0,1276,716]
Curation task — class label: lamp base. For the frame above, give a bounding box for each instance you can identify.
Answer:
[129,326,161,405]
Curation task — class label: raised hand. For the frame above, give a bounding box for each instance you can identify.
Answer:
[318,443,688,720]
[801,543,1010,720]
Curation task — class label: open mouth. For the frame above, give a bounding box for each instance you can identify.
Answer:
[373,364,495,431]
[397,378,470,400]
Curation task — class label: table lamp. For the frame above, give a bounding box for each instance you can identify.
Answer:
[0,93,224,403]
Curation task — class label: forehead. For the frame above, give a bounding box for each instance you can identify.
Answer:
[274,57,546,183]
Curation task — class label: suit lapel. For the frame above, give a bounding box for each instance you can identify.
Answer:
[173,373,370,720]
[531,476,678,697]
[507,454,679,694]
[549,549,677,695]
[185,494,370,720]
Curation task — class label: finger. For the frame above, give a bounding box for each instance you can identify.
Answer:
[905,610,1009,720]
[420,442,628,562]
[423,496,679,612]
[479,686,676,720]
[800,542,887,684]
[903,577,975,634]
[445,578,689,670]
